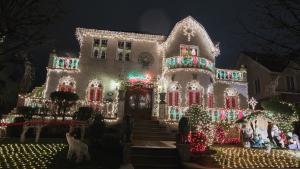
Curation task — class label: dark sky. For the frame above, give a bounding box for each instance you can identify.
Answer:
[33,0,256,86]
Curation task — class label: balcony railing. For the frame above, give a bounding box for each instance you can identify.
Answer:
[165,56,215,72]
[216,68,247,82]
[167,106,254,122]
[51,56,79,70]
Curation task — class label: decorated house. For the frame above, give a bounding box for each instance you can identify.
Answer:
[22,16,249,122]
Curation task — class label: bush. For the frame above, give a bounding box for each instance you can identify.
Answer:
[6,117,25,137]
[40,124,69,138]
[101,134,122,169]
[87,114,106,144]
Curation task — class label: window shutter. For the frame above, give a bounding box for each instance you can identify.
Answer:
[175,92,179,106]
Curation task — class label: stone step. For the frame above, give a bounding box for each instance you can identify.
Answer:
[131,147,177,156]
[132,164,180,169]
[133,130,172,135]
[133,136,175,141]
[130,147,180,169]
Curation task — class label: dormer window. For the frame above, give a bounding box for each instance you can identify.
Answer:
[180,45,198,57]
[92,38,107,60]
[117,41,131,61]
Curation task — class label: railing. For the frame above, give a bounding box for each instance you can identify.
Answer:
[216,68,247,82]
[167,106,254,122]
[165,56,215,72]
[51,56,79,70]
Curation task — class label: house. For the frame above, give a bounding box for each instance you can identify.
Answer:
[21,16,249,122]
[238,52,300,105]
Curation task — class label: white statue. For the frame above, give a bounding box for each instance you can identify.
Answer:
[287,132,300,150]
[271,125,285,148]
[66,132,90,163]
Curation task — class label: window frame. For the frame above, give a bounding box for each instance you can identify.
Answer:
[117,41,132,62]
[92,38,108,60]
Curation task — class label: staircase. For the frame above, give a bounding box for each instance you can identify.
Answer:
[132,120,176,141]
[130,120,180,169]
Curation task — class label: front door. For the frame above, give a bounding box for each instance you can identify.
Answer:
[125,86,153,120]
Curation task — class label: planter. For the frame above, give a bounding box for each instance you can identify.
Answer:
[177,143,191,162]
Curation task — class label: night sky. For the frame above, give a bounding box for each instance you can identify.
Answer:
[32,0,256,86]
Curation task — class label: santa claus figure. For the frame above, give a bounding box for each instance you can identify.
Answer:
[271,125,285,148]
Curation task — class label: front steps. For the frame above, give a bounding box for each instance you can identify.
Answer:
[130,147,180,169]
[130,120,180,169]
[132,120,176,141]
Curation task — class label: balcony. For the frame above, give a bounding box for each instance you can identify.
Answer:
[51,56,79,71]
[216,68,247,82]
[164,56,215,72]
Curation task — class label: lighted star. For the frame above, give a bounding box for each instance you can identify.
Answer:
[248,97,258,110]
[183,22,195,41]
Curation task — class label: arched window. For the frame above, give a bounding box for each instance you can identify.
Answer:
[224,88,239,109]
[167,82,181,106]
[207,85,214,108]
[186,80,203,106]
[87,80,103,102]
[57,76,76,92]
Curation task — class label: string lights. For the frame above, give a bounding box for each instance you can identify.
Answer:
[0,143,66,169]
[211,146,300,168]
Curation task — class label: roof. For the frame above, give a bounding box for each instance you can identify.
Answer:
[242,52,290,72]
[76,28,166,45]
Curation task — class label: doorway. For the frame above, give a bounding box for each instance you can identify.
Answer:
[125,86,153,120]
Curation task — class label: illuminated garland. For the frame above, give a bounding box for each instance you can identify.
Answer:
[165,56,214,72]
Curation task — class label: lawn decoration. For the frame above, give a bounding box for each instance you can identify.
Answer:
[66,132,90,163]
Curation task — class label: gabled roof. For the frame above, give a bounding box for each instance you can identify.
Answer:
[162,16,220,57]
[242,52,290,72]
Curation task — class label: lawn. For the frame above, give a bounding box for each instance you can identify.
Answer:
[0,140,103,169]
[209,146,300,168]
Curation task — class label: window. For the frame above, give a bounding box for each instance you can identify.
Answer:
[208,93,214,108]
[87,80,102,102]
[93,39,107,60]
[207,85,214,108]
[167,82,181,106]
[180,45,198,57]
[286,76,295,91]
[117,41,131,61]
[57,76,76,93]
[224,88,238,109]
[168,91,179,106]
[254,78,261,94]
[186,81,203,106]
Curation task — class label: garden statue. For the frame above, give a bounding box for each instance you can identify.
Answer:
[241,125,253,148]
[271,125,285,148]
[287,132,300,150]
[264,140,272,154]
[66,132,90,163]
[252,134,265,148]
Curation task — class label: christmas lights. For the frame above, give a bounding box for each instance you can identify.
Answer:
[165,56,215,72]
[162,16,220,58]
[216,68,246,82]
[51,56,79,70]
[0,143,66,169]
[211,146,300,168]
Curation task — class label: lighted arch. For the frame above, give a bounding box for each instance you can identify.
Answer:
[162,16,220,58]
[224,88,239,109]
[86,79,103,102]
[57,76,76,92]
[167,81,182,106]
[185,80,204,106]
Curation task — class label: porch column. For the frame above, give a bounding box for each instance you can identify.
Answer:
[159,92,167,120]
[118,89,126,119]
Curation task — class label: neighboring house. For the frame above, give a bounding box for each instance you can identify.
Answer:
[20,16,249,122]
[238,52,300,105]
